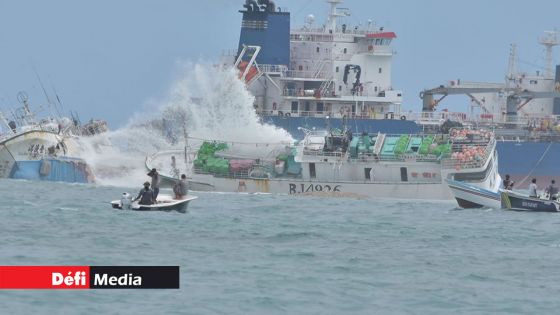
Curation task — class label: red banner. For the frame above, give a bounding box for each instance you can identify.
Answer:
[0,266,179,289]
[0,266,90,289]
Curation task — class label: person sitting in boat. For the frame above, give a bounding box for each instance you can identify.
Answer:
[502,174,514,190]
[528,178,538,198]
[545,180,558,200]
[134,182,155,205]
[147,168,161,200]
[173,174,189,199]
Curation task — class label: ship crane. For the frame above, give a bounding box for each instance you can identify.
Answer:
[420,84,515,112]
[420,83,560,118]
[510,90,560,112]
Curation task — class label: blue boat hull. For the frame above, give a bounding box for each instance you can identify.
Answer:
[9,158,93,184]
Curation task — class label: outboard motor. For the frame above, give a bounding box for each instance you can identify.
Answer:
[120,192,132,209]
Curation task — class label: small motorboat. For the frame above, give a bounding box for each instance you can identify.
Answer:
[111,193,197,213]
[446,179,501,209]
[500,189,560,212]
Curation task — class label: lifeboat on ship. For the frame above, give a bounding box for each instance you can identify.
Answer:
[237,61,259,84]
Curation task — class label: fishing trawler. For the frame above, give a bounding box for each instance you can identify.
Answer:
[146,128,500,200]
[0,92,95,183]
[229,0,560,188]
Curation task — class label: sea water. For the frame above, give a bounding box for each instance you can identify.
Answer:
[2,179,560,314]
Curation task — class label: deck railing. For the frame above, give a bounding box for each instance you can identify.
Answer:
[441,138,496,170]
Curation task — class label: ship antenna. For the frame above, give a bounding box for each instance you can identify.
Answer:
[32,64,61,117]
[539,30,559,79]
[51,84,65,117]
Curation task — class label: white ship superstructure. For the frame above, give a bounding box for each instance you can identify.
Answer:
[236,0,403,120]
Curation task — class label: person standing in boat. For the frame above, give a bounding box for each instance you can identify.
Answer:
[173,174,189,199]
[545,180,558,200]
[134,182,155,205]
[147,168,161,200]
[528,178,538,198]
[502,174,514,190]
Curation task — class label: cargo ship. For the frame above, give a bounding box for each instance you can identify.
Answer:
[231,0,560,188]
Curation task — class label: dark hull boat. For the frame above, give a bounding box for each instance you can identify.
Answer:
[111,194,197,213]
[500,190,560,212]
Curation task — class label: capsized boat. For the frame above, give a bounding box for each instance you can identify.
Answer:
[500,189,560,212]
[446,179,501,209]
[0,92,97,183]
[111,193,197,213]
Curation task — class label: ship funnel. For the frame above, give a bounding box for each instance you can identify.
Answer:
[237,0,290,66]
[268,1,276,12]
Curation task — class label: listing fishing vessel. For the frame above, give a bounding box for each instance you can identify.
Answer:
[147,128,500,200]
[0,93,95,183]
[229,0,560,187]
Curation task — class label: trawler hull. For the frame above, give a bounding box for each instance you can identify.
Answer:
[189,173,454,199]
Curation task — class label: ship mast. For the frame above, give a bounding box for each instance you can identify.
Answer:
[506,43,517,83]
[326,0,344,33]
[0,111,11,132]
[539,31,559,79]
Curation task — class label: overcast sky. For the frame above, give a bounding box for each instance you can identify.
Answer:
[0,0,559,128]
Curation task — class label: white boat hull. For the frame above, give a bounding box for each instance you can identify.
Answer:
[446,179,501,209]
[111,194,197,213]
[189,173,453,199]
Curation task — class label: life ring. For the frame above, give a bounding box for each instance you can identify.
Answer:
[278,111,284,117]
[285,112,291,117]
[400,115,406,121]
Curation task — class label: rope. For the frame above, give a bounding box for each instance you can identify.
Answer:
[517,142,553,187]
